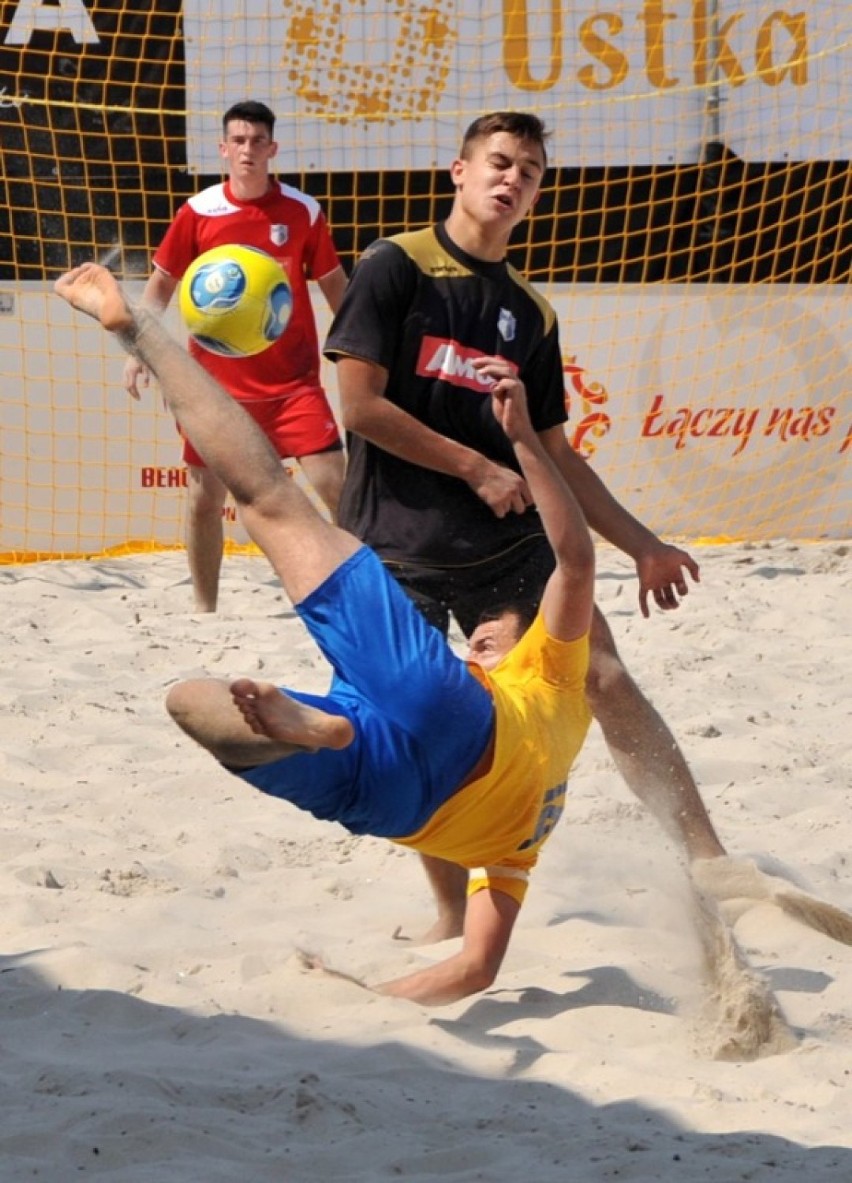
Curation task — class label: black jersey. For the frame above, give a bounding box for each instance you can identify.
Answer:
[325,223,567,567]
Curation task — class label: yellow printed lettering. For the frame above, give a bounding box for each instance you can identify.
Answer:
[692,0,746,86]
[503,0,563,91]
[577,14,629,91]
[638,0,679,89]
[756,11,808,85]
[713,12,748,86]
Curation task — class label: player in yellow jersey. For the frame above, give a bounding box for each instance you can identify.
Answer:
[55,261,595,1006]
[326,110,729,941]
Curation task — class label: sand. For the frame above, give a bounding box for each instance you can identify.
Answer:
[1,538,850,1180]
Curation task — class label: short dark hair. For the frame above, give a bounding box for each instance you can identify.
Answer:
[460,111,550,169]
[475,600,538,637]
[222,101,276,137]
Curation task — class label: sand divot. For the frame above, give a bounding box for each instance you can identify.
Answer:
[690,885,797,1061]
[686,855,852,1059]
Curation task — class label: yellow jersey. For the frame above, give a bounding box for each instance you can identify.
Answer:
[395,613,591,904]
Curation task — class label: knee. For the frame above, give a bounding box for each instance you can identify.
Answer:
[186,473,226,519]
[165,678,206,731]
[188,488,225,520]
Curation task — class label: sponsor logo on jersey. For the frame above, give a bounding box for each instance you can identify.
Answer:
[416,336,518,392]
[270,223,289,246]
[498,307,517,342]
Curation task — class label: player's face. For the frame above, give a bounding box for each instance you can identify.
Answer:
[466,612,524,671]
[451,132,545,233]
[220,120,277,182]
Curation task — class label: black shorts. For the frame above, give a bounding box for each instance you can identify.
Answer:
[383,534,555,638]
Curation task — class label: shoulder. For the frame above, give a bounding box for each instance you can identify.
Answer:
[359,232,415,262]
[184,183,234,217]
[495,614,590,688]
[351,225,462,288]
[505,263,558,335]
[349,234,418,284]
[271,181,324,226]
[386,226,470,278]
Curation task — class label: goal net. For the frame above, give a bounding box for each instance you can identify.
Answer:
[1,0,849,560]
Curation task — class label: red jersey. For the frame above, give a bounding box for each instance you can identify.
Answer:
[154,180,341,402]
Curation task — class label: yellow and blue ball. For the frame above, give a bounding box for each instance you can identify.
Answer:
[178,244,292,358]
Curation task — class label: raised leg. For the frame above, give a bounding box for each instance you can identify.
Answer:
[230,678,353,750]
[166,677,353,766]
[54,264,360,606]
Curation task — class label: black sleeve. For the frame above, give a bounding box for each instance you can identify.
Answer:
[522,315,569,435]
[324,239,416,371]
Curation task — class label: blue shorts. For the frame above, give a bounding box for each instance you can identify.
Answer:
[236,547,494,837]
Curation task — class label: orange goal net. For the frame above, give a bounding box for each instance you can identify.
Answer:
[1,1,849,561]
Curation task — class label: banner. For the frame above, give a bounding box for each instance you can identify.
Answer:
[181,0,852,170]
[2,282,848,557]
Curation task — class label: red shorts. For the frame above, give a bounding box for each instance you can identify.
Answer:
[180,390,342,468]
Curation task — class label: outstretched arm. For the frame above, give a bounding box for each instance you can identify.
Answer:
[540,428,700,618]
[375,887,520,1006]
[474,357,594,643]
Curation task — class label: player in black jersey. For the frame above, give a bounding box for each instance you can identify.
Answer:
[326,217,564,635]
[325,111,729,939]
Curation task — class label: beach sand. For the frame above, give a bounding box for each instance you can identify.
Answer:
[1,538,850,1180]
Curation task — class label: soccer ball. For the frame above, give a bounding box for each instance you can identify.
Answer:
[178,244,292,358]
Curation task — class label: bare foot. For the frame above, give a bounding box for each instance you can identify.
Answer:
[230,678,354,751]
[54,263,134,332]
[392,912,466,944]
[417,913,465,944]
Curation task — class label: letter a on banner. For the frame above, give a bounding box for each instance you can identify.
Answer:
[5,0,100,46]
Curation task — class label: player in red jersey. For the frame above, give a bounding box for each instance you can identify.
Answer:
[125,101,347,612]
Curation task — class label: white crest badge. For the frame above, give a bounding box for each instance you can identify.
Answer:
[270,224,289,246]
[497,307,516,342]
